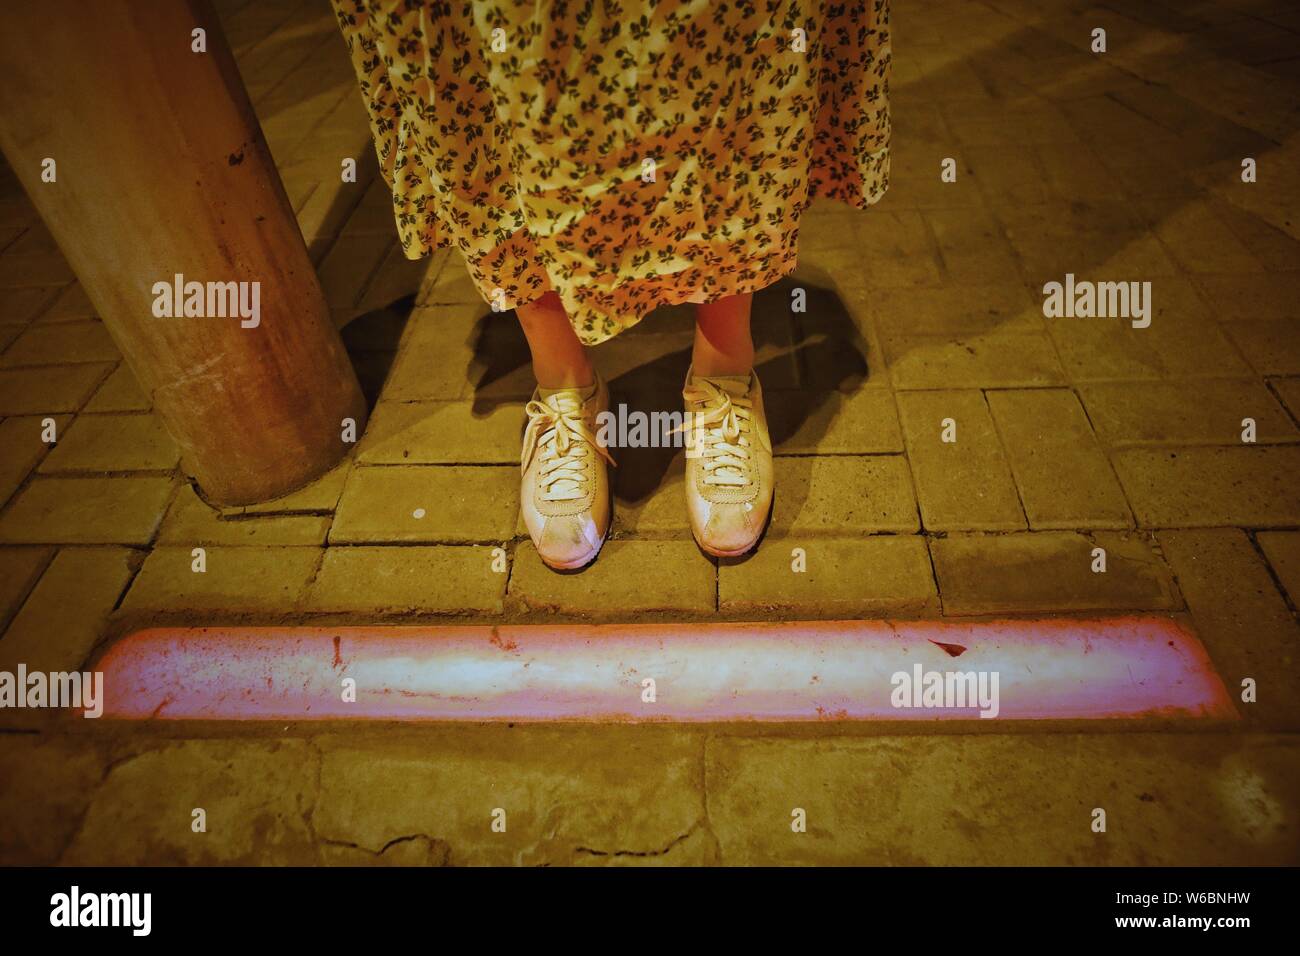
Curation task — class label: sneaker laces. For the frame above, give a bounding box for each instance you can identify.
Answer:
[679,378,754,488]
[522,392,616,501]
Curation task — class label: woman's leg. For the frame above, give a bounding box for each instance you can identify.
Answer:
[692,292,754,377]
[516,291,595,388]
[683,290,773,557]
[514,291,610,571]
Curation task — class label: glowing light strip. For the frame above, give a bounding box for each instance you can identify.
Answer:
[93,617,1235,721]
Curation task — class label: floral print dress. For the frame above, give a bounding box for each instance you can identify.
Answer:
[331,0,891,345]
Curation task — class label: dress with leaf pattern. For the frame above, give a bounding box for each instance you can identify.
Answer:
[332,0,890,344]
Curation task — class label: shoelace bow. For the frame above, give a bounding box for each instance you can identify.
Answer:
[679,379,754,487]
[522,393,616,501]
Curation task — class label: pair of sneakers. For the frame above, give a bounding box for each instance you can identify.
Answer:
[519,368,775,569]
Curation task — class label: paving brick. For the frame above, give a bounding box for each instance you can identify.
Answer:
[317,233,391,310]
[331,465,518,543]
[0,253,73,289]
[0,321,119,367]
[158,484,330,546]
[1112,445,1300,528]
[508,539,715,616]
[0,545,51,629]
[1137,199,1265,275]
[121,546,321,612]
[305,545,505,613]
[1191,273,1299,322]
[848,210,944,288]
[867,271,1062,394]
[0,285,59,324]
[39,412,179,473]
[923,207,1022,285]
[38,282,96,322]
[772,455,918,534]
[382,303,485,401]
[931,531,1177,615]
[767,388,903,454]
[897,390,1024,531]
[986,389,1132,529]
[1222,320,1300,376]
[0,363,110,413]
[706,734,1299,865]
[0,736,108,865]
[613,455,691,537]
[313,727,707,865]
[0,547,137,672]
[997,201,1181,280]
[82,363,150,412]
[62,740,320,865]
[0,414,69,507]
[1079,380,1298,445]
[1255,531,1300,608]
[1159,530,1300,729]
[224,460,351,516]
[1272,377,1300,422]
[1044,279,1256,381]
[0,475,174,545]
[718,536,938,617]
[357,400,523,465]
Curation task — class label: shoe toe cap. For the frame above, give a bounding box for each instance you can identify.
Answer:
[535,513,605,569]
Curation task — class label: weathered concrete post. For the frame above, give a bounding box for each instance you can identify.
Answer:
[0,0,366,505]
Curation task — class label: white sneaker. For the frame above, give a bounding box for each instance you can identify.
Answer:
[520,376,614,570]
[681,366,774,557]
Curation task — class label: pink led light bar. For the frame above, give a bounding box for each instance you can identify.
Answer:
[92,617,1235,722]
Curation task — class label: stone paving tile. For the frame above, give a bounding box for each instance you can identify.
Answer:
[0,414,69,507]
[382,303,486,401]
[313,727,708,865]
[0,547,138,673]
[996,201,1182,280]
[61,739,320,866]
[157,484,330,546]
[706,733,1298,865]
[1191,273,1298,322]
[923,206,1023,285]
[986,389,1132,529]
[0,545,51,629]
[38,281,96,322]
[223,460,351,516]
[0,735,109,865]
[718,536,938,618]
[1271,377,1300,423]
[1112,445,1300,528]
[0,320,119,367]
[318,233,391,310]
[82,363,150,412]
[931,531,1178,615]
[1222,320,1300,376]
[843,210,944,288]
[0,363,110,414]
[613,456,690,537]
[357,400,523,465]
[38,412,179,473]
[1136,199,1266,275]
[121,546,321,612]
[305,545,505,613]
[0,284,59,324]
[0,475,174,545]
[897,390,1025,531]
[772,455,919,535]
[1255,531,1300,609]
[1160,530,1300,730]
[508,539,715,617]
[1045,280,1256,381]
[0,253,74,288]
[1079,380,1298,445]
[331,465,518,543]
[767,388,904,454]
